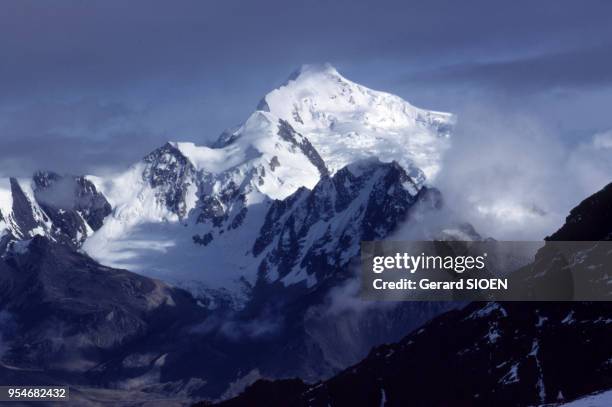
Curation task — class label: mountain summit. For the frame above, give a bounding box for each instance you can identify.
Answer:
[257,63,453,182]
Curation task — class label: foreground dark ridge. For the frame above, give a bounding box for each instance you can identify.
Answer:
[199,182,612,407]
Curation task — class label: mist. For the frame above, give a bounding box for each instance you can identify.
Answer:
[34,177,81,209]
[433,104,612,240]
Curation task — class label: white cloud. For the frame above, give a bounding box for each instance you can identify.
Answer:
[567,129,612,200]
[434,106,610,240]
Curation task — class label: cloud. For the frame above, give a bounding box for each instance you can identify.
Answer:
[191,310,283,342]
[405,43,612,94]
[433,104,609,240]
[34,177,81,208]
[0,98,168,176]
[567,129,612,199]
[317,274,396,317]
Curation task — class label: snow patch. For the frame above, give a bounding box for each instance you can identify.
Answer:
[500,362,520,384]
[556,389,612,406]
[562,311,576,325]
[469,303,508,320]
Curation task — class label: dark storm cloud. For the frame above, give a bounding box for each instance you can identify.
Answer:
[3,0,612,96]
[406,43,612,93]
[0,98,167,176]
[1,0,612,176]
[0,128,165,177]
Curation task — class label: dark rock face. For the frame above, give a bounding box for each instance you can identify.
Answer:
[0,235,206,388]
[277,120,329,178]
[201,379,309,407]
[230,207,248,229]
[216,160,455,389]
[32,171,112,247]
[254,160,426,284]
[208,301,611,407]
[546,182,612,242]
[193,232,214,246]
[8,177,42,239]
[253,188,308,257]
[195,179,246,229]
[0,172,112,248]
[143,142,196,218]
[73,176,113,230]
[205,181,612,407]
[269,156,280,171]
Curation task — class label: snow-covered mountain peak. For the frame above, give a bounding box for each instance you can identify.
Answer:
[186,111,300,171]
[257,64,454,182]
[93,110,324,223]
[167,111,326,199]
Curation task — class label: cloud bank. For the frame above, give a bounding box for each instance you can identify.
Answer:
[434,105,612,240]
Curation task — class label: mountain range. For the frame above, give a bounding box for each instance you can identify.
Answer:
[0,65,462,403]
[1,64,609,406]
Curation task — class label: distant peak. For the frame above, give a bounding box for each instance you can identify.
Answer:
[255,63,345,113]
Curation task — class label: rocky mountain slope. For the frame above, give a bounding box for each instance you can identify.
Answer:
[0,234,205,373]
[204,183,612,407]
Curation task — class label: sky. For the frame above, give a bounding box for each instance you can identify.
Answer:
[1,0,611,237]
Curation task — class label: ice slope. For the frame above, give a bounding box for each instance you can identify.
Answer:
[258,63,454,183]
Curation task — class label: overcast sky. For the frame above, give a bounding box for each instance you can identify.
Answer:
[1,0,612,178]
